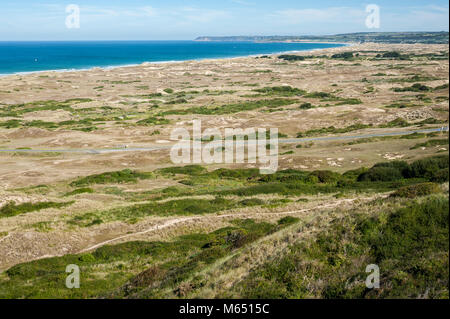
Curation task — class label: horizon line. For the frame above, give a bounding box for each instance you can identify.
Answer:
[1,31,448,42]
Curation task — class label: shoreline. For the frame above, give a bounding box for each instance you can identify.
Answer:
[0,42,351,78]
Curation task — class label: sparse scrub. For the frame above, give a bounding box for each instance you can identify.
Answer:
[230,196,449,299]
[0,201,74,218]
[64,188,94,197]
[70,169,153,187]
[391,182,441,198]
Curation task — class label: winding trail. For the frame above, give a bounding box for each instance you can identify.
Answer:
[0,195,382,270]
[78,196,374,253]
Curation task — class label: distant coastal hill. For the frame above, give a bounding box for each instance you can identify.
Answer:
[195,32,449,44]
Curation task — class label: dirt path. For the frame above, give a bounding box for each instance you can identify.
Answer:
[79,196,374,253]
[0,195,381,271]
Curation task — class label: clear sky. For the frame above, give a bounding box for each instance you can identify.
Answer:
[0,0,448,41]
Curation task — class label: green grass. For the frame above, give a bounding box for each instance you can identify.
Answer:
[69,169,153,187]
[252,86,306,97]
[159,165,207,176]
[0,218,297,298]
[0,201,74,218]
[299,102,314,109]
[117,155,448,206]
[68,197,266,226]
[0,99,92,118]
[278,55,306,61]
[390,182,442,198]
[63,188,94,197]
[297,123,372,138]
[410,138,449,150]
[162,99,297,115]
[334,98,362,105]
[385,102,420,108]
[229,195,449,298]
[392,83,448,93]
[136,117,170,126]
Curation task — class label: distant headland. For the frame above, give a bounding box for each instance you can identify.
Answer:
[195,32,449,44]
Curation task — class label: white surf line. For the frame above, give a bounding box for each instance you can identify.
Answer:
[0,127,447,154]
[78,196,376,254]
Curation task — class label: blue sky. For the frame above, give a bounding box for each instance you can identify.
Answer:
[0,0,448,40]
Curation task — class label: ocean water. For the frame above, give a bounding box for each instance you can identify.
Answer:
[0,41,345,75]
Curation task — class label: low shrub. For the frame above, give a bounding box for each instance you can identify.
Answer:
[278,55,306,61]
[358,167,403,182]
[159,165,207,176]
[299,102,314,109]
[70,169,153,187]
[136,117,170,126]
[0,201,74,218]
[405,155,449,179]
[64,188,94,197]
[430,168,449,183]
[331,52,354,59]
[393,83,431,92]
[309,170,341,183]
[390,182,441,198]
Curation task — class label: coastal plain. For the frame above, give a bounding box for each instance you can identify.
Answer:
[0,43,448,298]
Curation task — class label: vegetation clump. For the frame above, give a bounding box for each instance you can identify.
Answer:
[70,169,153,187]
[253,86,306,96]
[0,217,296,298]
[0,201,73,218]
[391,182,441,198]
[278,55,306,61]
[64,188,94,197]
[231,196,449,299]
[136,117,170,126]
[331,52,354,59]
[393,83,431,92]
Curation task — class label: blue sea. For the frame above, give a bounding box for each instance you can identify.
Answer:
[0,41,345,75]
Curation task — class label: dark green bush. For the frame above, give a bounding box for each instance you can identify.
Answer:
[64,188,94,197]
[70,169,153,187]
[309,170,341,183]
[358,167,403,182]
[136,117,170,126]
[405,155,449,179]
[299,102,314,109]
[371,197,448,261]
[430,168,449,183]
[343,167,369,180]
[0,201,74,218]
[208,168,261,180]
[277,216,299,225]
[159,165,207,176]
[238,198,265,207]
[278,55,305,61]
[253,86,306,96]
[393,83,431,92]
[373,161,410,177]
[382,51,401,58]
[331,52,354,59]
[236,196,449,299]
[390,182,441,198]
